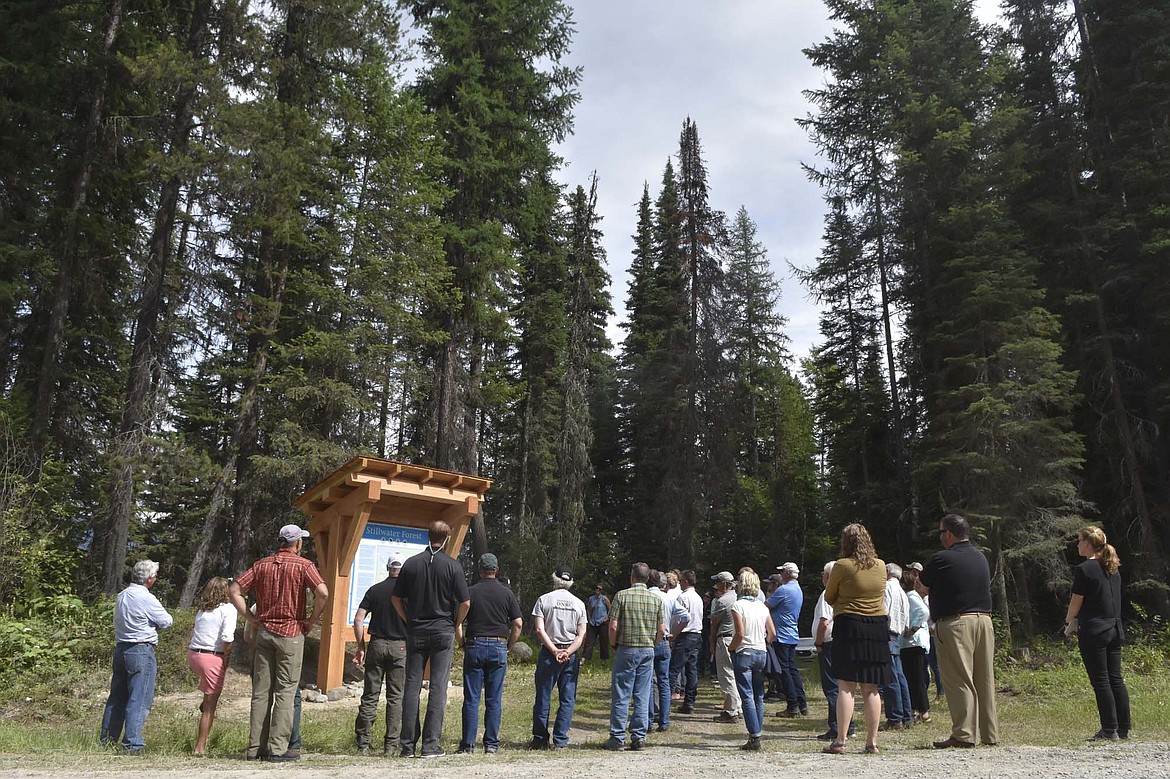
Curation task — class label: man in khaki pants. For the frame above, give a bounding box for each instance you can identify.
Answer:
[708,571,742,723]
[230,524,329,761]
[918,513,998,749]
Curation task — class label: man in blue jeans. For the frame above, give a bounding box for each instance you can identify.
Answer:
[669,570,704,714]
[530,565,587,749]
[392,521,471,758]
[768,564,808,718]
[457,553,521,754]
[100,560,173,754]
[648,570,673,732]
[606,562,666,751]
[881,563,914,730]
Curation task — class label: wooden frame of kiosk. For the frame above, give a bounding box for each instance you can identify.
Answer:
[294,456,491,692]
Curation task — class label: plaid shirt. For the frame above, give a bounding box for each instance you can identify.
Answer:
[610,583,666,648]
[235,548,324,638]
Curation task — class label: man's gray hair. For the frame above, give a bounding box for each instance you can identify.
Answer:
[551,573,573,589]
[886,563,902,579]
[131,560,159,584]
[823,560,835,575]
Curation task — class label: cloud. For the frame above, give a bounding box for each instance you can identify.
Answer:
[555,0,1003,366]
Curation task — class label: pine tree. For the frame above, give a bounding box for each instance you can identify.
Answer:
[556,176,612,567]
[722,206,789,476]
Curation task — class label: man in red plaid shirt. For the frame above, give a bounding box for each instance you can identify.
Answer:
[230,524,329,761]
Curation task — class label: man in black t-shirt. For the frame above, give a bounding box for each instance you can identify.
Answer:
[456,553,522,754]
[919,513,999,749]
[353,552,411,755]
[391,521,471,758]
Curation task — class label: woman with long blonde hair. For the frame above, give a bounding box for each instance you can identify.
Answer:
[188,577,237,755]
[1065,526,1130,741]
[822,523,891,755]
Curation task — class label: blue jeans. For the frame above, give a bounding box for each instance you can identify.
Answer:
[669,633,701,707]
[649,639,671,728]
[532,647,580,746]
[100,643,157,751]
[609,645,654,743]
[818,643,854,739]
[460,638,508,750]
[401,632,454,754]
[774,641,807,710]
[882,637,912,723]
[732,649,766,738]
[928,642,943,696]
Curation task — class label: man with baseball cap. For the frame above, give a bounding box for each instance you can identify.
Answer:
[709,571,742,723]
[457,552,522,754]
[229,524,328,761]
[353,552,410,756]
[530,565,587,749]
[769,562,807,718]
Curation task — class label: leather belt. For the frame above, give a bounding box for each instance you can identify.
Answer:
[191,648,224,655]
[470,635,508,641]
[942,611,991,620]
[370,635,406,641]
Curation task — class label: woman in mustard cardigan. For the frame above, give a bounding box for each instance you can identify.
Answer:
[823,524,892,755]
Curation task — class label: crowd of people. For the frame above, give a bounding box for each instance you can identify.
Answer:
[97,514,1132,758]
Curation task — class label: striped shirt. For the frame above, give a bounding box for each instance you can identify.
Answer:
[235,549,325,638]
[611,583,667,648]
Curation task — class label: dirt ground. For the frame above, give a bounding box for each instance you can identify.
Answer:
[0,740,1166,779]
[4,669,1166,778]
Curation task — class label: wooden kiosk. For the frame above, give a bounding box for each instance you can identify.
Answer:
[294,456,491,691]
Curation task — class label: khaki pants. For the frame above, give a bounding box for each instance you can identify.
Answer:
[935,614,998,745]
[249,628,304,759]
[715,636,741,715]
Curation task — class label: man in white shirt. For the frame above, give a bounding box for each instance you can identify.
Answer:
[881,563,913,729]
[669,570,704,714]
[100,560,174,754]
[529,565,587,749]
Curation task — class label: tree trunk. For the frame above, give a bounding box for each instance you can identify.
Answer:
[29,0,124,469]
[1009,557,1035,641]
[871,154,914,552]
[179,451,236,608]
[989,520,1012,648]
[100,0,212,594]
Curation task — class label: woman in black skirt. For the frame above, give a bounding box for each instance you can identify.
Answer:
[823,524,893,755]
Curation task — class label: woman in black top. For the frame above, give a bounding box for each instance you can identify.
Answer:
[1065,526,1130,741]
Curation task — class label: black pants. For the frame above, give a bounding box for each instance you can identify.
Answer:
[584,623,610,660]
[1078,628,1130,734]
[901,646,930,714]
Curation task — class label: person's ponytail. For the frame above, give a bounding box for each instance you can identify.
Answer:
[1080,526,1121,575]
[1099,543,1121,576]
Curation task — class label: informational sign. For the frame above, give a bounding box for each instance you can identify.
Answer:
[347,523,429,625]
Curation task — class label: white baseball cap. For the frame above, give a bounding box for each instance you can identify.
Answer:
[278,524,310,543]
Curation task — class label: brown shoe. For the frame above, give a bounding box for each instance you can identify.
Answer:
[933,736,975,749]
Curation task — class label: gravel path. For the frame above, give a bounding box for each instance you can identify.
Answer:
[4,666,1165,778]
[0,741,1167,779]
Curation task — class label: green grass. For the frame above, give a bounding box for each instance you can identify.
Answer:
[0,644,1167,764]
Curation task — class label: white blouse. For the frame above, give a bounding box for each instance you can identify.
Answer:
[732,597,770,652]
[190,602,238,652]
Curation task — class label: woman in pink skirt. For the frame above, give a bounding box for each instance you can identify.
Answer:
[188,577,237,755]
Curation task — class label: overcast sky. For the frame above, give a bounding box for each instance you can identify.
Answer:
[554,0,1001,367]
